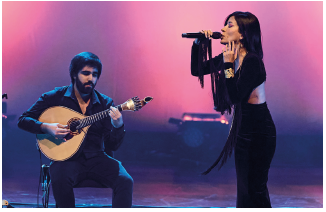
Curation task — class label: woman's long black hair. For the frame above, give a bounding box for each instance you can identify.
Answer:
[201,11,264,175]
[225,11,263,59]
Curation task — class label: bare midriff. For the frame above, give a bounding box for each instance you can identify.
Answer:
[247,82,266,104]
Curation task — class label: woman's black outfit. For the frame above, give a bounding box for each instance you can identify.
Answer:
[191,41,276,208]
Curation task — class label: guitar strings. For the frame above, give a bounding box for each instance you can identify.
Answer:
[76,109,110,130]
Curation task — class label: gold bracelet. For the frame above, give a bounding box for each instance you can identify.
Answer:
[224,68,234,78]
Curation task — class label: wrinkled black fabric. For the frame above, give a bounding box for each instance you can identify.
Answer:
[191,40,232,115]
[235,102,276,208]
[191,41,276,207]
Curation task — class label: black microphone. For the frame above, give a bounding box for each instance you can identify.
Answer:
[182,32,222,39]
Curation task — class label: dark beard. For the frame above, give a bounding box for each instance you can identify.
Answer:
[75,77,94,95]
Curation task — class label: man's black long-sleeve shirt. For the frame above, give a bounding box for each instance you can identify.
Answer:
[17,84,125,159]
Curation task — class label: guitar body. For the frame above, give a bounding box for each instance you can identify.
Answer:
[36,106,90,161]
[35,96,152,161]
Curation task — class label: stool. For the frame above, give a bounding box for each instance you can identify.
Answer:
[41,164,108,208]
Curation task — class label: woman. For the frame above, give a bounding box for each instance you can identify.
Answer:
[190,11,276,208]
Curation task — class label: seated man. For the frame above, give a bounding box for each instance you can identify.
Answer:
[18,52,133,208]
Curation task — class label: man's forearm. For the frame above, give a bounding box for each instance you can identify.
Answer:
[17,116,44,134]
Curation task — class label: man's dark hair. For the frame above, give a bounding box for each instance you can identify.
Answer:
[69,52,102,84]
[224,11,263,59]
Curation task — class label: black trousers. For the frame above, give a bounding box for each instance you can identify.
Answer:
[235,102,276,208]
[49,152,133,208]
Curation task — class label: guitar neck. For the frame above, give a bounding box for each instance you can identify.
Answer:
[76,104,124,130]
[77,108,111,129]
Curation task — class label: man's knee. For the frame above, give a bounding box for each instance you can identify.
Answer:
[126,175,134,188]
[121,174,133,188]
[50,162,75,184]
[115,173,133,191]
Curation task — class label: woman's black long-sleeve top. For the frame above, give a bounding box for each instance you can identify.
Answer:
[191,41,267,173]
[191,42,266,105]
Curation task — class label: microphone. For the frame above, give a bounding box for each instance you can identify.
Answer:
[182,32,222,39]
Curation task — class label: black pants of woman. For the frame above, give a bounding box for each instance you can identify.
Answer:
[235,102,276,208]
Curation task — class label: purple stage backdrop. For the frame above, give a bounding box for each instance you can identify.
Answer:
[2,1,322,135]
[2,0,323,174]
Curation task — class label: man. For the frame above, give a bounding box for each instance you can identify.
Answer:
[18,52,133,208]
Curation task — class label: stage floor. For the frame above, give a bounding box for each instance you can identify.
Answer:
[1,164,323,208]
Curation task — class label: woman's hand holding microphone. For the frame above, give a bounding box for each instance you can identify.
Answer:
[194,30,213,44]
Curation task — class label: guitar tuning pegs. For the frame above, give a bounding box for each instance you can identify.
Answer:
[140,96,153,107]
[119,96,153,112]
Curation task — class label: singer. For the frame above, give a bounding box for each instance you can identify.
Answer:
[17,52,133,207]
[190,11,276,208]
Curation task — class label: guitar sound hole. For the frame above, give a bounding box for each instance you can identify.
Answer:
[70,121,79,132]
[67,118,82,139]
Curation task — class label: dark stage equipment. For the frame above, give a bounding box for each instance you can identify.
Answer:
[2,93,7,116]
[169,113,229,147]
[167,113,231,170]
[2,200,14,208]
